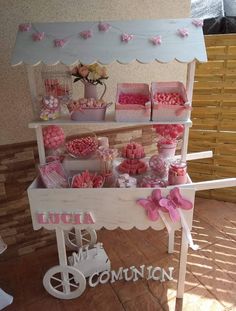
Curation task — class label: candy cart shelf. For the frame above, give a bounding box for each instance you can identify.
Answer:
[12,19,236,301]
[28,117,193,128]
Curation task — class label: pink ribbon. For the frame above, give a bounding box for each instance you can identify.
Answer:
[177,28,189,38]
[98,22,111,32]
[19,23,31,32]
[175,103,192,116]
[150,35,162,45]
[32,32,45,41]
[54,38,68,47]
[121,33,134,43]
[192,19,203,27]
[80,30,93,39]
[137,187,193,222]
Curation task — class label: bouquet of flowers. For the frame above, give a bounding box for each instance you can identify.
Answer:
[71,63,108,85]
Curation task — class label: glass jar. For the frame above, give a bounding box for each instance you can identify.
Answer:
[168,160,187,185]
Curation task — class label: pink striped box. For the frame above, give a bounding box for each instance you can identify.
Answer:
[151,82,190,122]
[115,83,151,122]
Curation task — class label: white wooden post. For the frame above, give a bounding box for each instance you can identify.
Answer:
[35,125,46,164]
[177,228,189,298]
[186,61,196,103]
[181,123,191,162]
[26,65,38,117]
[181,61,196,162]
[168,229,175,254]
[55,227,70,294]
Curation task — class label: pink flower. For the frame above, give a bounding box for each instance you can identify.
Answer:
[192,19,203,27]
[98,22,111,32]
[78,65,89,77]
[32,32,45,41]
[121,33,134,43]
[19,23,31,32]
[177,28,189,38]
[150,35,162,45]
[54,38,68,47]
[80,30,93,39]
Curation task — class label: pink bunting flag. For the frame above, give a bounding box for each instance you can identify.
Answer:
[80,30,93,39]
[150,35,162,45]
[192,19,203,27]
[121,33,134,43]
[32,32,45,41]
[19,23,31,32]
[98,22,111,32]
[54,38,68,47]
[177,28,189,38]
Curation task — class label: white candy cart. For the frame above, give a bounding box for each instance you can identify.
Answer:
[12,19,236,300]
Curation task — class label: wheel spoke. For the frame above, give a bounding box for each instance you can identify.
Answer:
[51,276,63,283]
[54,283,63,290]
[82,238,90,243]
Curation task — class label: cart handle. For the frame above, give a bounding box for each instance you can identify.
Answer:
[180,178,236,191]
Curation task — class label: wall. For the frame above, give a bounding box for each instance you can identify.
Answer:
[0,0,190,145]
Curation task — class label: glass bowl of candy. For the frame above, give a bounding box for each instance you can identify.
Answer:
[65,133,98,159]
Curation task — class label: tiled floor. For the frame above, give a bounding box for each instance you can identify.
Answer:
[0,197,236,311]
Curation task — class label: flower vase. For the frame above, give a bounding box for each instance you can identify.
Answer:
[83,82,106,100]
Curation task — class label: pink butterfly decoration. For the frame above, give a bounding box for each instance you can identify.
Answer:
[32,32,45,41]
[177,28,189,38]
[192,19,203,27]
[159,187,193,223]
[19,23,31,32]
[137,187,193,223]
[54,38,68,47]
[150,35,162,45]
[80,30,93,39]
[137,189,162,221]
[98,22,111,32]
[121,33,134,43]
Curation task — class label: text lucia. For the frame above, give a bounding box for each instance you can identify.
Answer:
[88,265,174,287]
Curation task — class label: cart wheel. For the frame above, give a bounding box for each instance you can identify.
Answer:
[64,228,97,250]
[43,265,86,300]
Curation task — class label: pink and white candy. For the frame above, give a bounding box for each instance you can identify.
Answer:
[149,155,168,178]
[153,124,184,140]
[43,126,65,150]
[66,136,98,158]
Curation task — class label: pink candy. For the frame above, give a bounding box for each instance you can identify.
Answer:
[122,142,145,159]
[66,136,98,158]
[43,126,65,150]
[153,92,185,106]
[72,171,104,188]
[118,159,147,175]
[68,98,107,113]
[119,93,149,106]
[149,155,168,178]
[153,124,184,141]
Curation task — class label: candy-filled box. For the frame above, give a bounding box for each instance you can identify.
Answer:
[151,82,191,122]
[115,83,151,122]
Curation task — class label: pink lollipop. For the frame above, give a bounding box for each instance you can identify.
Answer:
[43,125,65,150]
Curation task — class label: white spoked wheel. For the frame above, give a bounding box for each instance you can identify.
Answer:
[64,228,97,250]
[43,265,86,300]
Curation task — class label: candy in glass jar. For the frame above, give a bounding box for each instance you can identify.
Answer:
[168,160,187,185]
